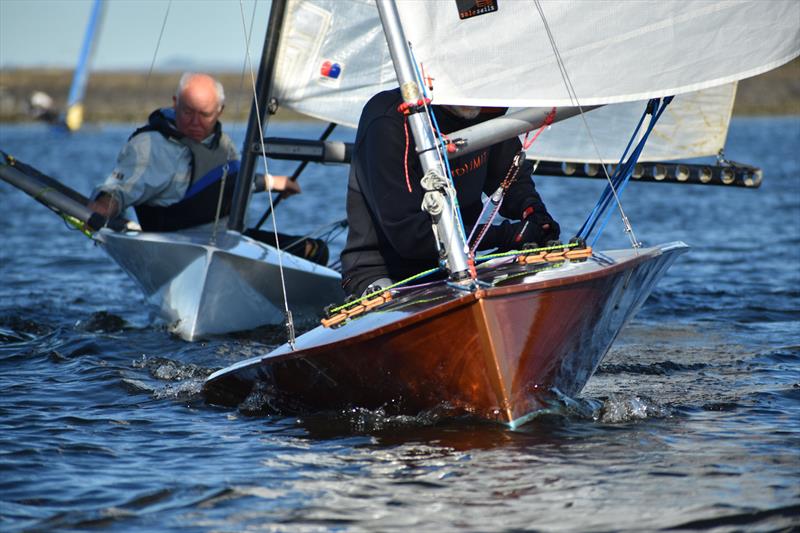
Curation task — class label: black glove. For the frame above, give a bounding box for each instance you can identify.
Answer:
[475,205,560,252]
[512,205,561,248]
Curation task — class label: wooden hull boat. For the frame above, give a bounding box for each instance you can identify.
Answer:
[204,242,687,428]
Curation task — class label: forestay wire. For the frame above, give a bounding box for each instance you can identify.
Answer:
[142,0,172,109]
[532,0,641,249]
[238,0,296,348]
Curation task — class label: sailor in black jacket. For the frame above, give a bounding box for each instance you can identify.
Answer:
[341,89,559,296]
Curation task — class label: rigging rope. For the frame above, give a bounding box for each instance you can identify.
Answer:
[466,151,527,256]
[238,0,296,349]
[322,241,583,326]
[578,96,673,246]
[464,106,552,256]
[402,119,412,193]
[522,108,556,150]
[532,0,641,249]
[409,47,470,256]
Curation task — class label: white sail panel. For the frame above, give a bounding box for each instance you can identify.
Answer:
[273,0,395,128]
[528,83,737,163]
[274,0,800,156]
[397,0,800,107]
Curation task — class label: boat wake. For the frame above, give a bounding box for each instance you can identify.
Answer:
[227,378,674,431]
[127,355,213,401]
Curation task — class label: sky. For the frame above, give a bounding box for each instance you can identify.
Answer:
[0,0,273,71]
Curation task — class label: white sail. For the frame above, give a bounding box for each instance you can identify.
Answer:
[273,0,395,128]
[397,0,799,107]
[528,83,737,163]
[273,0,797,148]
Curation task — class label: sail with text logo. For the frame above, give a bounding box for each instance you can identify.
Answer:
[203,0,800,427]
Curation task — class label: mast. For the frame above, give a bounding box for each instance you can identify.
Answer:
[228,0,288,233]
[375,0,471,282]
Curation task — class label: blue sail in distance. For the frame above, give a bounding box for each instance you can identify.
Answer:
[63,0,104,132]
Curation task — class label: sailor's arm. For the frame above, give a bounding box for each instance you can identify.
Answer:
[255,173,301,196]
[360,116,438,261]
[225,133,300,198]
[481,140,561,248]
[90,134,177,218]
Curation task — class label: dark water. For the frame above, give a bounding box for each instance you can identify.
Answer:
[1,117,798,532]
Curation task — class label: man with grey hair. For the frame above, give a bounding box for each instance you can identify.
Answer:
[90,72,327,264]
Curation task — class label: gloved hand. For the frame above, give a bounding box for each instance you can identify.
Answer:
[477,213,560,253]
[514,205,560,247]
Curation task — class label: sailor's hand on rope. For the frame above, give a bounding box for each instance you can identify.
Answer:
[516,205,560,246]
[518,204,561,245]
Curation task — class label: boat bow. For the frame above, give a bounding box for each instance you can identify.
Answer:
[204,242,687,427]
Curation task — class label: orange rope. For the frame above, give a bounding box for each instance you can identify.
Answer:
[403,119,412,193]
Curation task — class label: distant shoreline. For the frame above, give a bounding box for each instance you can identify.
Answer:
[1,59,798,124]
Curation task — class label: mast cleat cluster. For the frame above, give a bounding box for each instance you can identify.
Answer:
[516,241,593,265]
[396,98,432,116]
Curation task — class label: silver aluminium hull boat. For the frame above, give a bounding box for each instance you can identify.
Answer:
[96,227,343,340]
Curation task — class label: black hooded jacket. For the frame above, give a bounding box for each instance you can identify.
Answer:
[340,89,548,295]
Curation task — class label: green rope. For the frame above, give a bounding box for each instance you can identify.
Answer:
[475,241,579,265]
[328,266,441,315]
[61,214,93,239]
[33,186,55,202]
[328,242,585,315]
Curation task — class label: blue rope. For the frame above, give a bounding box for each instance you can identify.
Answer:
[589,97,673,245]
[576,102,650,238]
[578,96,673,245]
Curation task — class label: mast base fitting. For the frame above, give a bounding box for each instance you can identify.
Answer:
[449,270,472,283]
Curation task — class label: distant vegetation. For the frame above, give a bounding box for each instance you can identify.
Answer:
[0,58,798,124]
[0,70,311,124]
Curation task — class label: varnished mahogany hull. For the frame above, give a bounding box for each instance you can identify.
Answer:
[204,243,687,427]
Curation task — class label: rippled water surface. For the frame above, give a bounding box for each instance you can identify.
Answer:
[1,118,799,532]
